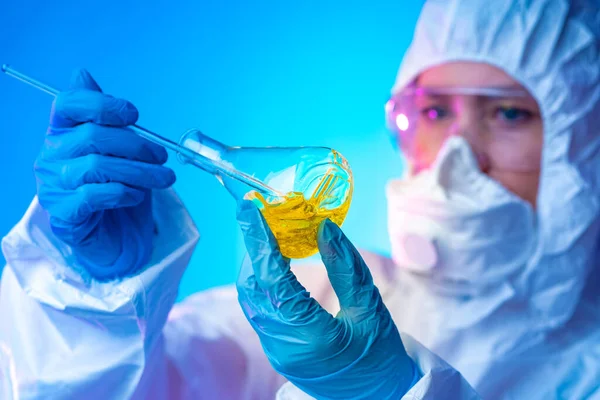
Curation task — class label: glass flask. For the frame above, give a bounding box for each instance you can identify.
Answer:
[179,129,354,258]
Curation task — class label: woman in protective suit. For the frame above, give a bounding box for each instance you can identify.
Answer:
[1,0,599,398]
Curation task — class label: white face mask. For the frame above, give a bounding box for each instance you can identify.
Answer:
[386,137,537,293]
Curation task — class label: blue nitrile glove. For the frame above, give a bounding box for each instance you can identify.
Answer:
[34,69,176,280]
[236,200,419,399]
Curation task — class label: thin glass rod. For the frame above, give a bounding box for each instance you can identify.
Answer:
[1,64,281,196]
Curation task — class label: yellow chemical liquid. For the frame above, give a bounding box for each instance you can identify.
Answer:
[247,168,353,259]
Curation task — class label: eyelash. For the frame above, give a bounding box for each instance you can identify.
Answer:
[494,107,533,123]
[419,106,449,120]
[417,106,534,125]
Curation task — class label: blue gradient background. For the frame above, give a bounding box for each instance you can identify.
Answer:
[0,1,422,300]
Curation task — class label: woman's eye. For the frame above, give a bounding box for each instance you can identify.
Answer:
[420,106,449,121]
[496,107,533,123]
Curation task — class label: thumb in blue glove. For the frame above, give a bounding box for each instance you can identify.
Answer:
[236,200,419,399]
[35,69,175,280]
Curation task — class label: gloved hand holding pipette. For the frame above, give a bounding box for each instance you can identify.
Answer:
[34,69,176,279]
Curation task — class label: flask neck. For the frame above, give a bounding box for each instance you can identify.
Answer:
[178,129,231,174]
[180,130,228,160]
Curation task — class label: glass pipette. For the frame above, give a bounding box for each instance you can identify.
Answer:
[1,64,283,197]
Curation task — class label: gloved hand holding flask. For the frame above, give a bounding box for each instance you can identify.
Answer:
[236,200,420,399]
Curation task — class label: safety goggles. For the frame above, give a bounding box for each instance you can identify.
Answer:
[385,86,537,171]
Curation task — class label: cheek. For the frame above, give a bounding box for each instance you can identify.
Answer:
[411,129,448,168]
[485,130,543,205]
[488,169,541,206]
[486,127,543,172]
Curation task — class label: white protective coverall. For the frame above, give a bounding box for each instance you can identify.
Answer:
[2,0,600,399]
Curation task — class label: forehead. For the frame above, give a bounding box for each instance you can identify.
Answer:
[413,62,540,110]
[417,62,522,88]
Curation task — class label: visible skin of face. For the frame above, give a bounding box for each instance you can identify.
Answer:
[412,62,543,207]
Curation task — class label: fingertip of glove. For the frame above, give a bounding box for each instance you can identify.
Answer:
[70,68,102,92]
[101,97,139,126]
[157,167,176,188]
[317,219,346,260]
[69,68,86,85]
[166,168,177,185]
[318,219,340,241]
[121,100,139,124]
[154,146,169,165]
[76,68,92,81]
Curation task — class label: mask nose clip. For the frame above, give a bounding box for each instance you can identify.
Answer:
[448,123,490,174]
